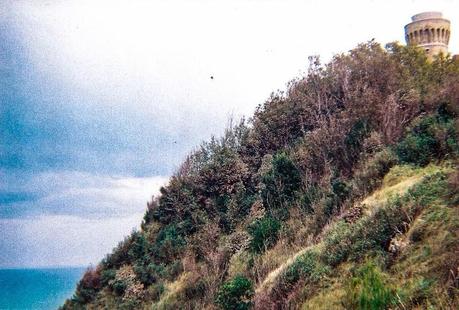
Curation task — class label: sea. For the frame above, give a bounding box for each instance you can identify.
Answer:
[0,267,86,310]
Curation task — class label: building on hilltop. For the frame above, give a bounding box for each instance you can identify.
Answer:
[405,12,451,60]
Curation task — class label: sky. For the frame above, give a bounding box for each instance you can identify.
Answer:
[1,0,458,268]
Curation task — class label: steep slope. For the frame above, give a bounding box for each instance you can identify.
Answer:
[62,41,459,309]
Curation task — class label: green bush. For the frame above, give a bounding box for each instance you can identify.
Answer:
[331,178,350,201]
[133,262,164,286]
[322,178,350,216]
[261,153,302,219]
[345,119,370,163]
[100,269,116,286]
[112,279,127,296]
[154,224,186,261]
[128,232,149,262]
[247,216,281,253]
[396,115,457,166]
[215,275,254,310]
[343,262,397,310]
[102,235,135,269]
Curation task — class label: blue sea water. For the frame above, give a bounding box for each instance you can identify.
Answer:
[0,267,86,310]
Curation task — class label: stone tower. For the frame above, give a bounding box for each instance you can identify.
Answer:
[405,12,450,59]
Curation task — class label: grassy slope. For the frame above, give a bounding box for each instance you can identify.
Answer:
[301,163,458,309]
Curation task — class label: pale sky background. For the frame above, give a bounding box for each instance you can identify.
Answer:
[1,0,458,268]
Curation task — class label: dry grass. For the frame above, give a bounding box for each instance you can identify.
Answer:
[248,239,296,284]
[152,272,189,310]
[301,281,346,310]
[362,165,421,208]
[255,246,312,294]
[362,164,450,213]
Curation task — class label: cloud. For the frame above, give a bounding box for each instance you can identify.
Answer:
[0,170,168,219]
[0,171,168,267]
[0,213,146,268]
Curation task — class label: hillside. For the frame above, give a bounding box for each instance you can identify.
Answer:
[62,41,459,309]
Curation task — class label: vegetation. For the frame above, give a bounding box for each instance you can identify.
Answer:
[343,262,397,310]
[247,216,281,253]
[62,42,459,309]
[215,275,254,310]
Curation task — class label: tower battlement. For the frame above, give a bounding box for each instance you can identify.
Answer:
[405,11,450,59]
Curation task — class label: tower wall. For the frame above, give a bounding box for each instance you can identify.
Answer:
[405,12,450,59]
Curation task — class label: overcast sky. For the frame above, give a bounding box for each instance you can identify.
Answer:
[1,0,458,268]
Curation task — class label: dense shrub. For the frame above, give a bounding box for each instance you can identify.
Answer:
[154,224,186,262]
[128,232,149,262]
[261,153,302,219]
[150,179,200,226]
[215,275,254,310]
[247,216,281,253]
[345,119,371,164]
[112,279,127,296]
[323,177,351,216]
[331,178,350,201]
[102,235,136,269]
[100,269,116,286]
[396,115,457,166]
[133,262,164,286]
